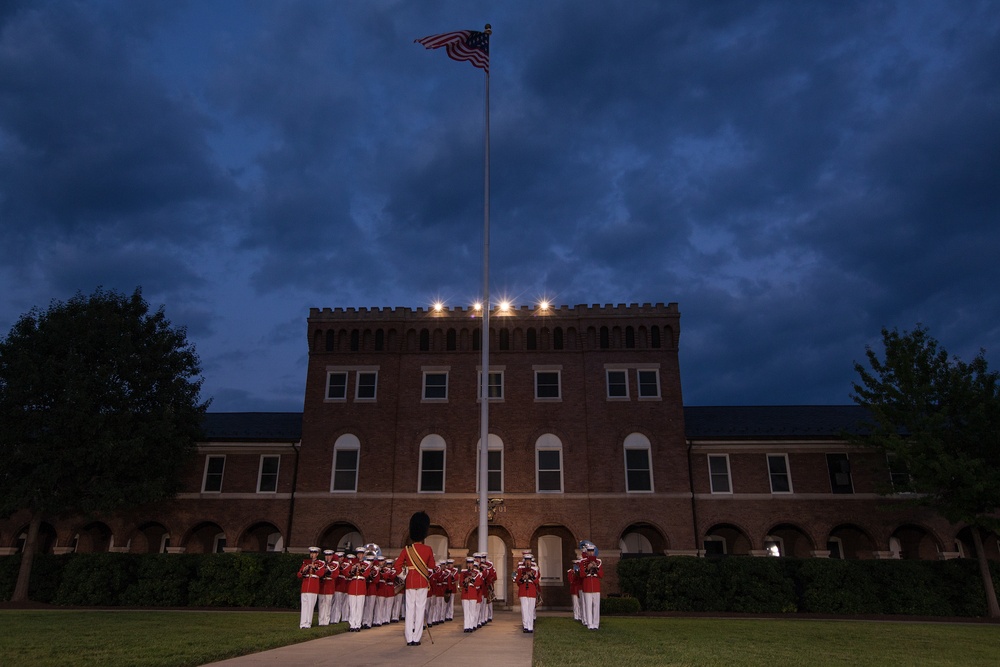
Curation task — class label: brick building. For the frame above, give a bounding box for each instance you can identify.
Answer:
[2,302,998,605]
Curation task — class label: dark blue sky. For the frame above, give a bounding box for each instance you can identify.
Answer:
[2,1,998,411]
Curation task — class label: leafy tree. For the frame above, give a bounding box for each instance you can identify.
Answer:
[852,325,1000,617]
[0,287,209,601]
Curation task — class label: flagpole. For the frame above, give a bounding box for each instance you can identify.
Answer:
[477,24,492,557]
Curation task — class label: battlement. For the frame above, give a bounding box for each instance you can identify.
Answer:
[308,302,679,322]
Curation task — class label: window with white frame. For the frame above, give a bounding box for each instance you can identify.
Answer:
[826,453,853,493]
[326,371,348,400]
[767,454,792,493]
[331,434,360,492]
[827,537,844,559]
[202,455,225,493]
[419,434,446,492]
[476,434,504,494]
[606,369,628,398]
[213,533,227,553]
[477,370,504,400]
[534,369,561,399]
[422,370,448,400]
[623,433,653,492]
[703,535,726,556]
[708,454,731,493]
[763,535,784,557]
[538,535,563,585]
[257,455,280,493]
[355,370,378,400]
[637,369,660,398]
[536,433,563,492]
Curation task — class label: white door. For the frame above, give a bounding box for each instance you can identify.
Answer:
[488,535,507,601]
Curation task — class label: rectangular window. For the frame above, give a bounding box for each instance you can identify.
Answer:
[488,450,503,493]
[637,369,660,398]
[625,447,652,492]
[332,448,359,492]
[477,371,504,400]
[827,453,854,494]
[420,449,445,492]
[326,371,348,400]
[767,454,792,493]
[257,455,280,493]
[535,370,561,399]
[887,454,912,492]
[203,455,225,493]
[606,370,628,398]
[537,449,562,492]
[356,371,378,400]
[423,371,448,400]
[708,454,731,493]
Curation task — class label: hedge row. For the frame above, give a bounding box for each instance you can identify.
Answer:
[617,556,1000,617]
[0,553,303,608]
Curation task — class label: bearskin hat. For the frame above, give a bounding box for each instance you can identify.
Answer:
[408,510,430,542]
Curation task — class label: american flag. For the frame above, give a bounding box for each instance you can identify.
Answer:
[415,30,490,73]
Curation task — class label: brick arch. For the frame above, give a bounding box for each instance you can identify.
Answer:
[237,520,283,553]
[617,521,670,555]
[704,522,753,555]
[318,521,364,552]
[181,521,227,554]
[763,522,817,557]
[889,523,944,560]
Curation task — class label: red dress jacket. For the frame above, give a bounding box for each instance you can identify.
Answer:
[346,560,371,596]
[298,558,325,595]
[515,564,540,598]
[458,569,482,601]
[393,542,436,589]
[580,556,603,593]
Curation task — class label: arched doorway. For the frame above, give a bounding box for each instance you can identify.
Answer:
[619,522,667,556]
[318,522,363,552]
[135,522,170,553]
[239,522,283,552]
[828,524,875,559]
[467,526,513,605]
[185,522,227,554]
[764,523,814,558]
[703,523,752,556]
[890,524,940,560]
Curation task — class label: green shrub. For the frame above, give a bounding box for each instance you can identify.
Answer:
[120,554,198,607]
[602,595,641,615]
[188,553,265,607]
[717,556,797,613]
[55,553,139,606]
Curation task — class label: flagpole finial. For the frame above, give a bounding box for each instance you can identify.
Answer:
[484,24,492,34]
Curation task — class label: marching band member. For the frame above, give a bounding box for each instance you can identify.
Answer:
[444,558,457,622]
[429,563,445,625]
[392,511,436,646]
[361,554,380,629]
[316,549,337,626]
[580,545,603,630]
[297,546,325,628]
[568,559,583,623]
[459,556,482,632]
[514,551,540,633]
[332,550,348,624]
[345,550,369,632]
[377,558,395,626]
[482,554,497,623]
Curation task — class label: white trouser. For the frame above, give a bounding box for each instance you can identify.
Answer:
[578,591,587,624]
[520,596,536,631]
[332,591,346,623]
[393,592,404,620]
[404,587,428,643]
[582,591,600,629]
[317,594,333,625]
[299,592,318,628]
[347,594,365,629]
[462,599,477,630]
[445,593,454,620]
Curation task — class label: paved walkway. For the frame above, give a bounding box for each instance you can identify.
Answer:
[202,609,534,667]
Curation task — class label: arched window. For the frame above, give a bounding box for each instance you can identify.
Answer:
[526,328,537,350]
[325,330,335,351]
[419,329,430,351]
[623,433,653,492]
[538,535,563,584]
[599,326,610,349]
[535,434,563,493]
[446,329,457,351]
[350,330,360,352]
[620,532,653,554]
[553,327,564,350]
[332,434,360,492]
[625,326,635,348]
[375,329,385,351]
[419,434,446,493]
[499,329,510,350]
[651,326,661,348]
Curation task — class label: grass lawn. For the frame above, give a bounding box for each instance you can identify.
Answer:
[532,617,1000,667]
[0,610,340,667]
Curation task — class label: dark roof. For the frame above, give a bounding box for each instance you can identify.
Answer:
[683,405,870,439]
[200,406,871,443]
[201,412,302,441]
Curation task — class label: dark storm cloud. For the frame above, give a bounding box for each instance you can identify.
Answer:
[1,0,997,410]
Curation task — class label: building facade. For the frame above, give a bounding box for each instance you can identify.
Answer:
[2,303,997,605]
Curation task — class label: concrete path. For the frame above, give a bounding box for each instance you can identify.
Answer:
[202,610,533,667]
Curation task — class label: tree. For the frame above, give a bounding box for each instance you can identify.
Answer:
[0,287,209,601]
[852,325,1000,617]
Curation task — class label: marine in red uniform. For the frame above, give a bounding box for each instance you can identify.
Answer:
[393,511,436,646]
[297,547,325,628]
[568,559,583,622]
[345,550,369,631]
[458,557,482,632]
[580,545,603,630]
[514,551,540,632]
[317,549,337,626]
